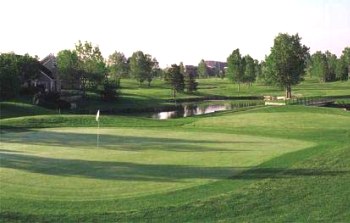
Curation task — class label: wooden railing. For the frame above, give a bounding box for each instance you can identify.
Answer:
[287,96,336,106]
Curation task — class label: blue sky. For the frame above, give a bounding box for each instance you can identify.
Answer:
[0,0,349,67]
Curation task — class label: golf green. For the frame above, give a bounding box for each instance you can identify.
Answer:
[1,127,313,201]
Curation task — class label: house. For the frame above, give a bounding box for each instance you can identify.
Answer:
[204,60,227,76]
[185,65,198,77]
[32,54,61,92]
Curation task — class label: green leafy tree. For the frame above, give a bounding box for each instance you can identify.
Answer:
[226,49,244,92]
[17,54,40,86]
[0,53,41,99]
[57,49,80,89]
[325,51,337,81]
[0,53,20,99]
[75,40,107,92]
[129,51,156,86]
[243,55,256,86]
[336,47,350,81]
[309,51,329,82]
[108,51,129,83]
[165,64,184,98]
[254,59,262,83]
[129,51,145,85]
[265,33,309,98]
[197,59,208,78]
[147,56,158,87]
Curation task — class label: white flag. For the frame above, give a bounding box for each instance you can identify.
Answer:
[96,109,100,122]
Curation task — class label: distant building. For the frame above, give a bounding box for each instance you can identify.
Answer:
[204,60,227,77]
[184,61,227,78]
[33,54,61,92]
[185,65,198,77]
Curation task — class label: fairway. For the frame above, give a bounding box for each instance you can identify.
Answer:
[0,128,312,201]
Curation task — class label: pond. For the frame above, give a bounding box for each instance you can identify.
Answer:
[151,100,263,119]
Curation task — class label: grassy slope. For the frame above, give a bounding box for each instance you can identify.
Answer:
[1,106,349,222]
[0,102,55,119]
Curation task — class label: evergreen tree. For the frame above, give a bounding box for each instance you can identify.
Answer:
[178,61,198,94]
[165,64,184,98]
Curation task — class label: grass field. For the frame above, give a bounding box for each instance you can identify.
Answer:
[1,105,350,222]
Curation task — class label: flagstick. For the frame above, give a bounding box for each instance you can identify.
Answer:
[97,120,100,148]
[96,109,100,148]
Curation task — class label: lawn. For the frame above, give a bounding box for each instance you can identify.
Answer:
[1,105,349,222]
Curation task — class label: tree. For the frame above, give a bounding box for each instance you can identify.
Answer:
[309,51,329,82]
[0,53,20,99]
[108,51,129,83]
[57,49,80,89]
[181,62,198,94]
[265,33,309,98]
[75,40,107,92]
[254,59,262,83]
[179,62,185,74]
[0,53,41,99]
[17,54,40,86]
[226,49,244,92]
[243,55,256,86]
[336,47,350,81]
[325,51,337,81]
[146,56,158,87]
[129,51,156,86]
[197,59,208,78]
[165,64,184,98]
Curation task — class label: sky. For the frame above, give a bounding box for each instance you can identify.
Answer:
[0,0,349,67]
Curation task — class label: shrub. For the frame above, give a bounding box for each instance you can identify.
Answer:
[33,92,71,109]
[100,81,119,101]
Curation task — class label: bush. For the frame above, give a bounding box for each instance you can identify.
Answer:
[100,81,119,101]
[19,86,41,96]
[57,99,71,109]
[33,92,71,109]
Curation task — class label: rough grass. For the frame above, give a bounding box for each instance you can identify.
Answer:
[1,106,350,222]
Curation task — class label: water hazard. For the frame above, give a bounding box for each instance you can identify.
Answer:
[151,100,262,119]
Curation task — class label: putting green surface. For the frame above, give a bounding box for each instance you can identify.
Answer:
[0,128,313,201]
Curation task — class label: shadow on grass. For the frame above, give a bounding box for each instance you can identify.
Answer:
[0,152,237,182]
[231,167,349,180]
[0,152,348,182]
[1,130,259,152]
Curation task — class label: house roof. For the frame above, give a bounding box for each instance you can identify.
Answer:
[39,63,54,79]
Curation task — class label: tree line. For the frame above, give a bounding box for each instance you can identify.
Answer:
[1,34,349,101]
[0,53,40,99]
[225,34,349,98]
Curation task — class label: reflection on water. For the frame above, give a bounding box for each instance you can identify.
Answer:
[152,100,261,119]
